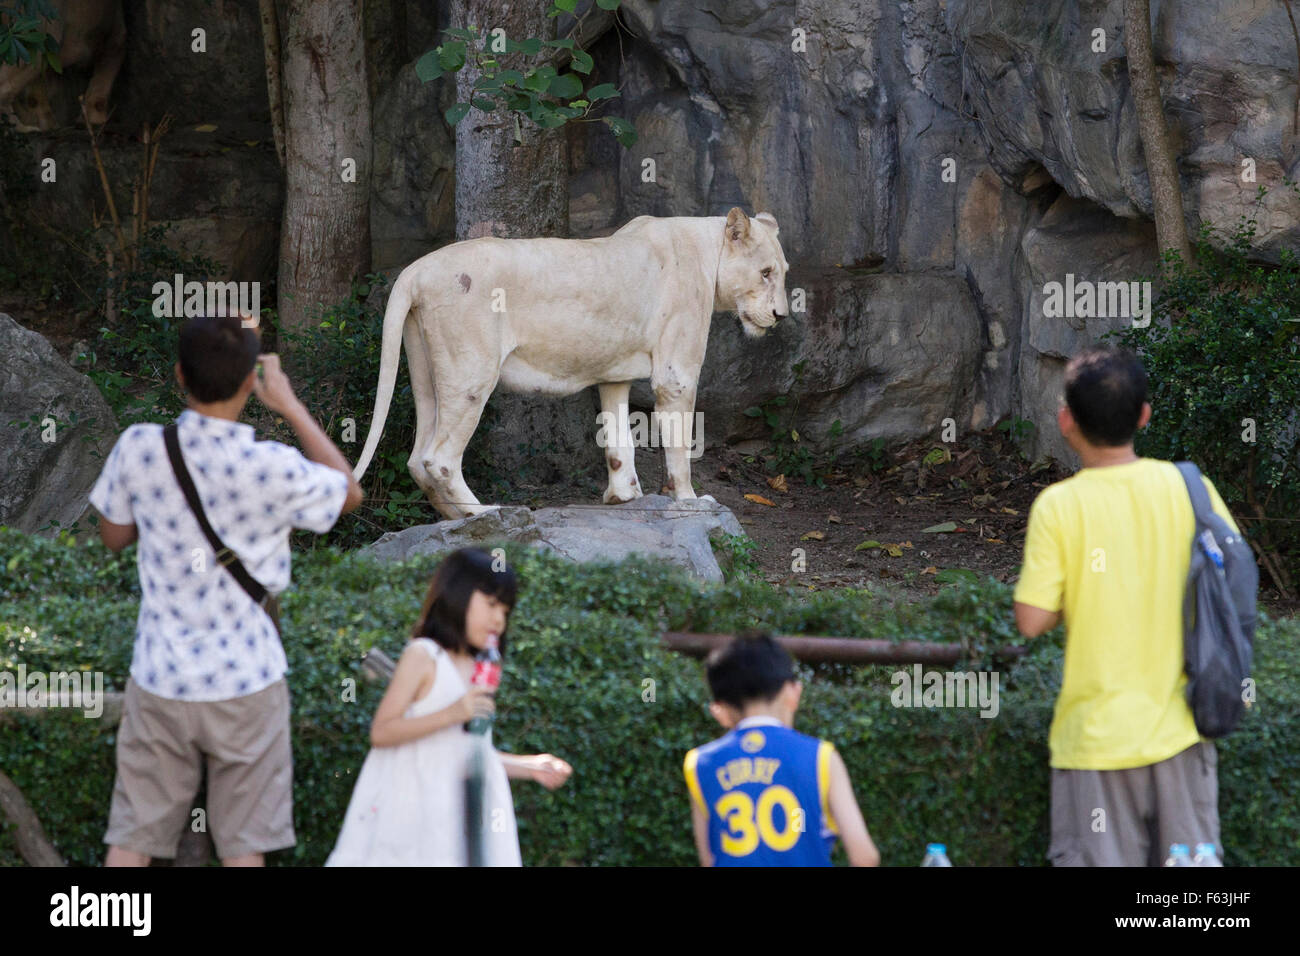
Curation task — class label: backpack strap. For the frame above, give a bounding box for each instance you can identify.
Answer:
[1175,461,1213,526]
[163,422,268,605]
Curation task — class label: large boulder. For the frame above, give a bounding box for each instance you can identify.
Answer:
[0,314,119,534]
[1018,194,1158,466]
[363,494,746,581]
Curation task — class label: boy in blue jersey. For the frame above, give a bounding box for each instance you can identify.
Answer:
[684,632,880,866]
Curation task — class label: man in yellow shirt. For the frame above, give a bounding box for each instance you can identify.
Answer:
[1014,347,1231,866]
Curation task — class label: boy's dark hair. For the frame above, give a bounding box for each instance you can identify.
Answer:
[1064,346,1148,447]
[705,630,796,710]
[412,548,518,656]
[178,314,261,403]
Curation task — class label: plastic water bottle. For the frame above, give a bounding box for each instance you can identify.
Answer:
[1163,843,1193,866]
[463,635,501,735]
[921,843,953,867]
[1193,843,1223,866]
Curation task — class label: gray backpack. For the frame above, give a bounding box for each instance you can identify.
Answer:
[1175,462,1258,738]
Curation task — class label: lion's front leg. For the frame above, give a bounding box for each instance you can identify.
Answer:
[653,379,704,503]
[597,383,643,504]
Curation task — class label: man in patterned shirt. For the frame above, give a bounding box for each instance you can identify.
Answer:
[90,313,363,866]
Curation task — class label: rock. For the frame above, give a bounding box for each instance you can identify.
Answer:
[13,126,281,287]
[946,0,1300,256]
[371,58,457,271]
[363,493,746,581]
[1018,194,1158,466]
[0,314,119,534]
[478,389,605,485]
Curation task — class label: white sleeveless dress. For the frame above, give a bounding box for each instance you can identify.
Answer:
[325,638,522,866]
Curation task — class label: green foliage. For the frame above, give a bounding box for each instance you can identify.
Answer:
[741,361,841,487]
[81,226,226,429]
[708,531,761,581]
[1111,189,1300,586]
[3,527,1297,866]
[0,0,59,68]
[995,415,1035,457]
[415,2,636,147]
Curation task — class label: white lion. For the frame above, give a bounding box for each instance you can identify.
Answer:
[353,208,790,520]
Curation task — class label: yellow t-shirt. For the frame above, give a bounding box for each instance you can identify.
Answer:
[1014,458,1239,770]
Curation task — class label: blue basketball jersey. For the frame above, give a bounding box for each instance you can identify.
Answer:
[684,717,839,866]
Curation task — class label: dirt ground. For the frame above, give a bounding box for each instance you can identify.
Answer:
[647,430,1066,594]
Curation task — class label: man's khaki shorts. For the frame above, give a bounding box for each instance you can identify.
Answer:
[104,677,295,860]
[1048,741,1219,867]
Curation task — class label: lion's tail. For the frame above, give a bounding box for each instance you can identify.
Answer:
[353,274,413,482]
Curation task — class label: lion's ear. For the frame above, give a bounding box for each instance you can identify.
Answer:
[755,212,779,235]
[725,207,750,242]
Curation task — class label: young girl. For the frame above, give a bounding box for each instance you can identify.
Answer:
[326,548,572,866]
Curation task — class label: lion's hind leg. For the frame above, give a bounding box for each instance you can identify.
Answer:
[402,313,461,517]
[416,354,499,520]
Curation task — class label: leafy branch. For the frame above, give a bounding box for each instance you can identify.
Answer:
[414,0,636,147]
[0,0,59,69]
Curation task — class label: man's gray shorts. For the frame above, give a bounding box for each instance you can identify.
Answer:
[1049,742,1220,867]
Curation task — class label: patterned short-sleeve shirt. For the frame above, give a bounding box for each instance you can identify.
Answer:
[89,409,350,702]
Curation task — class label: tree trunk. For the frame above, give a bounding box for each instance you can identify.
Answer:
[450,0,598,484]
[278,0,372,332]
[1123,0,1193,263]
[0,768,65,867]
[451,0,568,241]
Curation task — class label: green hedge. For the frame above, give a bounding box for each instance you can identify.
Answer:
[2,528,1297,865]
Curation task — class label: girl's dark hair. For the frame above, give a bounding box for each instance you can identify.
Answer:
[178,314,261,402]
[411,548,518,655]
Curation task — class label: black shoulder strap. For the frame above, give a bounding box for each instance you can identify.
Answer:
[163,423,267,604]
[1175,460,1214,527]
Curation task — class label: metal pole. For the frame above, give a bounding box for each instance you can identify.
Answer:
[662,632,1028,665]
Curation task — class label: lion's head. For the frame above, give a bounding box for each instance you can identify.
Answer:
[717,208,790,338]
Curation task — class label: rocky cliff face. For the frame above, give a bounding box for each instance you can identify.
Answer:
[6,0,1298,472]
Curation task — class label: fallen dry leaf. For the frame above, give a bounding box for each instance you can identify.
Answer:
[828,514,842,524]
[744,493,776,507]
[921,566,939,575]
[1001,507,1019,515]
[767,474,789,493]
[194,123,218,132]
[801,530,825,541]
[986,538,1004,544]
[922,521,958,533]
